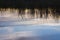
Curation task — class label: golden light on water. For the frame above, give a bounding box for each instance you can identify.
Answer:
[25,9,28,13]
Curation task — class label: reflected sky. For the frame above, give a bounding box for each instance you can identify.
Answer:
[0,24,60,40]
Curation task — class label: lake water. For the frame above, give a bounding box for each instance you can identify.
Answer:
[0,17,60,40]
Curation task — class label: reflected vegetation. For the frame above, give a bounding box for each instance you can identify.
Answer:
[0,8,60,21]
